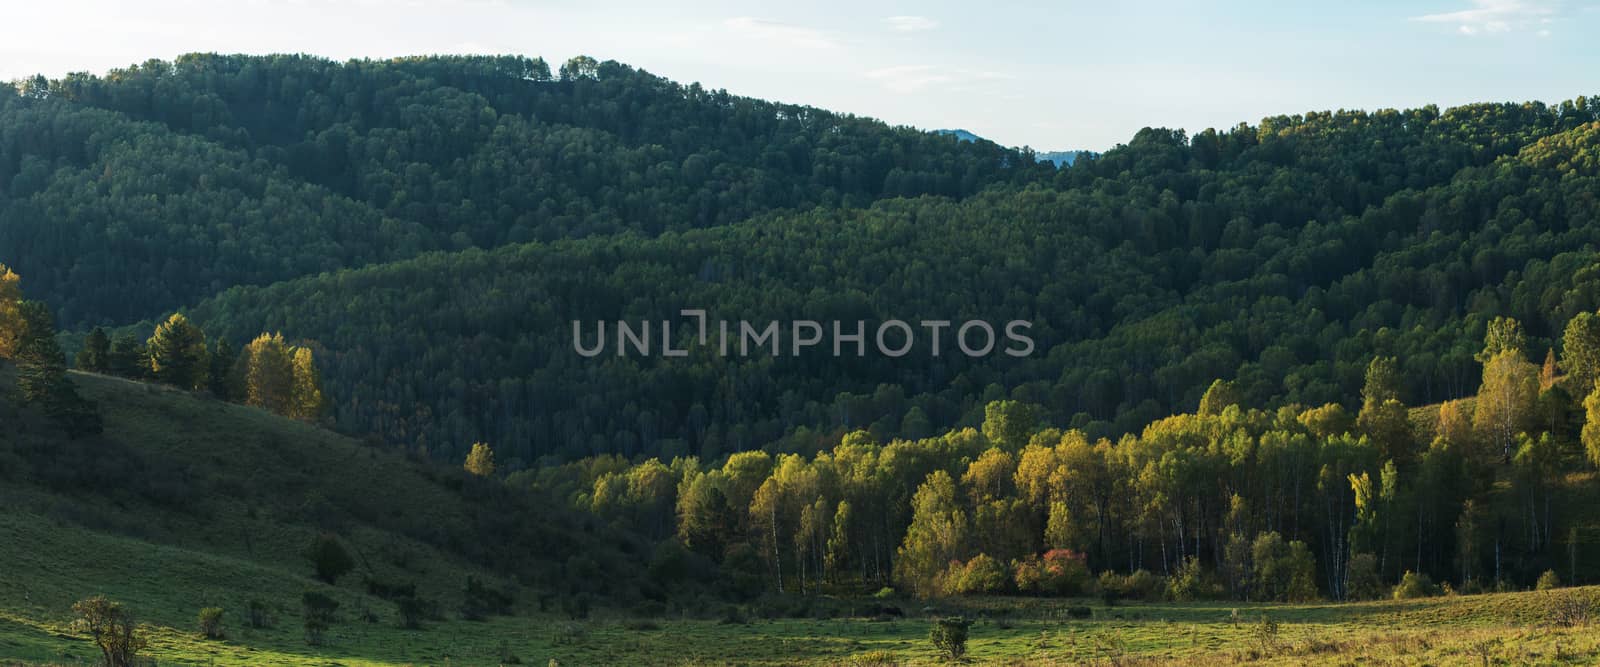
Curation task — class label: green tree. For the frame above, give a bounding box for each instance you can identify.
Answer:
[895,470,968,597]
[1198,379,1241,415]
[1478,316,1526,363]
[72,596,147,667]
[1584,380,1600,468]
[982,400,1040,450]
[1563,312,1600,389]
[75,327,111,372]
[207,337,236,399]
[305,533,355,584]
[1474,349,1538,462]
[147,313,208,389]
[107,332,149,379]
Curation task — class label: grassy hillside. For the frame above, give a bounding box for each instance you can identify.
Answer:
[0,364,654,665]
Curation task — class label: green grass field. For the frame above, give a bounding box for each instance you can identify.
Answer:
[4,585,1600,665]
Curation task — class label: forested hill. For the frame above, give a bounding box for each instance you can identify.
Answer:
[190,106,1600,466]
[0,53,1046,327]
[2,54,1599,468]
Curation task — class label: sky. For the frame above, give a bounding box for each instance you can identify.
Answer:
[3,0,1598,151]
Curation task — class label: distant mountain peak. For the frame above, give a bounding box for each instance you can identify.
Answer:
[934,129,1092,167]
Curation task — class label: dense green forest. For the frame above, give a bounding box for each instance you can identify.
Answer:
[4,55,1600,468]
[0,54,1043,327]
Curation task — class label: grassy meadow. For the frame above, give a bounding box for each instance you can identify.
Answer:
[4,584,1600,665]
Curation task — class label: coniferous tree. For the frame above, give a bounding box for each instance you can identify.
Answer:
[76,327,111,372]
[13,300,101,436]
[207,337,236,400]
[107,332,149,380]
[147,313,207,389]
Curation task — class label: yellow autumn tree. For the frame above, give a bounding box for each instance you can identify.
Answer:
[464,442,496,477]
[242,333,294,415]
[1474,349,1538,463]
[289,347,326,422]
[0,263,22,359]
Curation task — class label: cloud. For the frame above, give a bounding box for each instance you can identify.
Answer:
[863,65,1012,94]
[723,17,840,50]
[884,15,939,32]
[1411,0,1558,35]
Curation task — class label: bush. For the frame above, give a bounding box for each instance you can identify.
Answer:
[1014,549,1091,596]
[305,532,355,585]
[1391,571,1438,600]
[462,576,515,620]
[928,616,972,660]
[73,596,147,667]
[1122,569,1164,602]
[943,554,1010,595]
[301,591,340,645]
[1344,553,1382,601]
[246,599,275,629]
[198,607,225,639]
[1167,557,1224,601]
[873,586,897,599]
[1537,570,1562,591]
[395,594,436,629]
[1547,590,1597,627]
[1064,605,1092,619]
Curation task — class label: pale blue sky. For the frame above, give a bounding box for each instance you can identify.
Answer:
[5,1,1597,150]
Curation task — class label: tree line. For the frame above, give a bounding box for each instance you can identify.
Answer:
[517,315,1600,602]
[0,262,326,422]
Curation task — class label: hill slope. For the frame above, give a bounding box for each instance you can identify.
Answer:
[0,365,650,665]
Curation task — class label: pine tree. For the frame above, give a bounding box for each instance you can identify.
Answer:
[147,313,208,389]
[107,332,150,379]
[13,300,101,437]
[289,346,326,422]
[75,327,111,372]
[207,338,236,400]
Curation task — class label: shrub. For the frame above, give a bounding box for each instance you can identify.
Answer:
[943,554,1010,595]
[873,586,897,599]
[1122,569,1164,602]
[1547,590,1597,627]
[1391,571,1438,600]
[1344,553,1382,601]
[1167,557,1224,601]
[246,599,275,628]
[928,616,972,660]
[301,591,340,645]
[462,576,515,620]
[396,594,436,629]
[1065,605,1092,619]
[305,532,355,585]
[198,607,225,639]
[1014,549,1091,596]
[72,596,147,667]
[1537,570,1562,591]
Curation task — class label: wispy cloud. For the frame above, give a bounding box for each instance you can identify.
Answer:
[883,15,939,32]
[723,17,840,50]
[863,65,1012,94]
[1411,0,1558,35]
